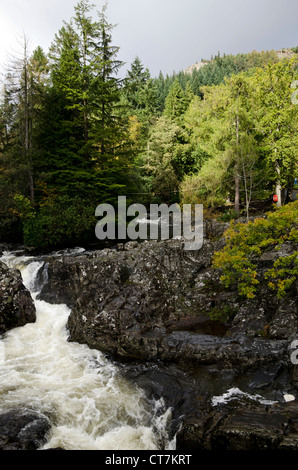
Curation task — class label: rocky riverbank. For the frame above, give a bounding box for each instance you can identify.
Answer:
[33,220,298,449]
[0,260,36,334]
[0,217,297,450]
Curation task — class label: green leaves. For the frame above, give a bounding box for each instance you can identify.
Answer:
[265,252,298,299]
[180,58,298,213]
[22,194,96,250]
[212,201,298,299]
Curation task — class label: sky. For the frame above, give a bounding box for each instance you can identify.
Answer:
[0,0,297,79]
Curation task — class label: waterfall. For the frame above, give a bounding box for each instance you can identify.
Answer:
[0,251,174,450]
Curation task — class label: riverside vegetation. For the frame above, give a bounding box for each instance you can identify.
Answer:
[0,0,297,251]
[0,0,298,451]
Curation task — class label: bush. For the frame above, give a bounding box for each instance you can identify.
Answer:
[212,201,298,299]
[217,208,239,222]
[18,195,97,251]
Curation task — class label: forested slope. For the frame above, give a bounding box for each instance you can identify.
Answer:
[0,0,297,250]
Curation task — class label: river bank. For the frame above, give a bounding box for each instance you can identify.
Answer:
[0,214,297,450]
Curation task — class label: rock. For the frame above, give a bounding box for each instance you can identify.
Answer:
[118,358,292,443]
[176,399,298,450]
[0,409,51,450]
[37,239,242,363]
[35,236,297,367]
[0,261,36,335]
[24,226,298,450]
[269,299,298,339]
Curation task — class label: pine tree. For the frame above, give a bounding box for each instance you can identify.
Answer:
[47,1,134,202]
[163,79,191,123]
[123,57,158,120]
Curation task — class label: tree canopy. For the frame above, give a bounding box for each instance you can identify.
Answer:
[0,0,297,250]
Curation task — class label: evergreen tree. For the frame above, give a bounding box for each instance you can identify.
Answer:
[47,1,133,202]
[164,79,189,122]
[142,116,181,201]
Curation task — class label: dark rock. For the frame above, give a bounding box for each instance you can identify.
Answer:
[36,237,297,368]
[177,400,298,450]
[0,261,36,334]
[38,239,229,361]
[33,231,298,450]
[0,409,51,450]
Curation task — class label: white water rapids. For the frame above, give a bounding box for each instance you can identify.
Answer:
[0,251,174,450]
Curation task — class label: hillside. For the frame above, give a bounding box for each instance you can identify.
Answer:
[183,47,298,75]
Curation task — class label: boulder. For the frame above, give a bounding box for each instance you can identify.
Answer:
[0,261,36,335]
[37,239,243,363]
[176,399,298,450]
[0,409,51,450]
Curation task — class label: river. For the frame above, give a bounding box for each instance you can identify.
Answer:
[0,250,175,450]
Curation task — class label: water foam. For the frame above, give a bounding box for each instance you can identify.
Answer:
[0,251,173,450]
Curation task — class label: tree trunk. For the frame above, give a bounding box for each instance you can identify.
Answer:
[83,30,89,145]
[275,154,282,208]
[234,172,240,214]
[23,42,35,204]
[234,114,240,214]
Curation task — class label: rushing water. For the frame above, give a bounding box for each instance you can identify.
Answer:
[0,251,174,450]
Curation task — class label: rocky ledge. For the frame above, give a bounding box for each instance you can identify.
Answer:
[2,217,297,450]
[37,236,297,368]
[0,261,36,335]
[176,398,298,450]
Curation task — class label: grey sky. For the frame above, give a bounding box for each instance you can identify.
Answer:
[0,0,297,78]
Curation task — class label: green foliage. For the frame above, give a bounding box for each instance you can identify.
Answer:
[252,59,298,192]
[212,201,298,299]
[163,80,193,123]
[180,152,230,207]
[13,194,36,220]
[0,3,297,251]
[141,116,181,201]
[217,209,239,222]
[207,305,238,323]
[180,59,298,213]
[153,49,280,110]
[265,252,298,299]
[22,194,96,250]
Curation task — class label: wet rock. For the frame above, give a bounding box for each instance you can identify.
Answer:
[0,261,36,334]
[38,239,227,360]
[0,409,51,450]
[36,236,297,367]
[31,230,298,450]
[176,398,298,450]
[269,299,298,340]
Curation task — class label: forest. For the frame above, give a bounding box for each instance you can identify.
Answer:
[0,0,297,251]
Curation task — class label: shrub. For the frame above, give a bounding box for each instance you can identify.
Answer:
[212,201,298,299]
[14,194,96,251]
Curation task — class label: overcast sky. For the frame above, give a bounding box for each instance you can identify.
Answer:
[0,0,297,78]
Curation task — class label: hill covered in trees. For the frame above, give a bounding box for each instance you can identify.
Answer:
[0,0,297,251]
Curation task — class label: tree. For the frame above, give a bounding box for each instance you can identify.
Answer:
[47,0,135,203]
[182,74,262,213]
[164,79,192,123]
[122,57,158,132]
[142,116,181,201]
[0,37,50,205]
[252,59,298,206]
[212,200,298,299]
